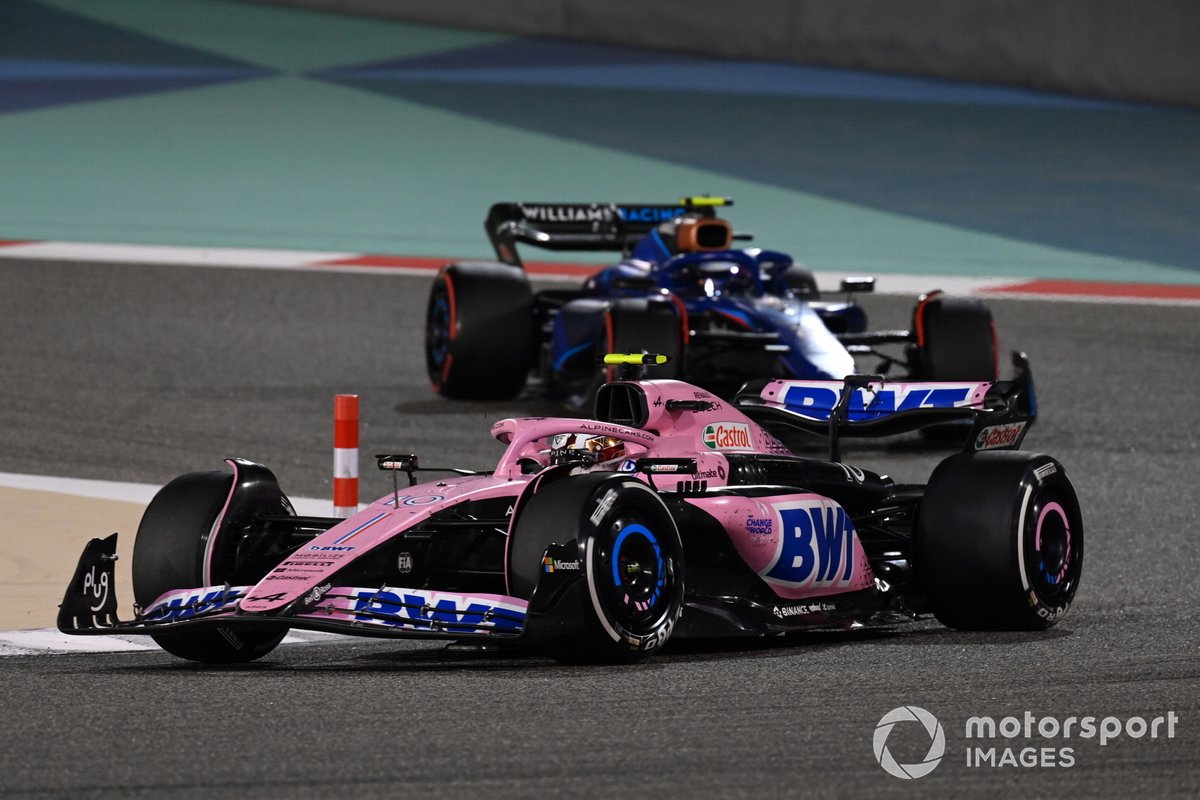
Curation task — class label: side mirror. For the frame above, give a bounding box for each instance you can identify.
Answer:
[377,454,418,471]
[840,277,876,294]
[376,453,418,489]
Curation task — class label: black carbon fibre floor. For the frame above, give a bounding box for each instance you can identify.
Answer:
[0,258,1197,798]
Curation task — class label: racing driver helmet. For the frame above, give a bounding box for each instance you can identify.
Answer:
[548,433,625,466]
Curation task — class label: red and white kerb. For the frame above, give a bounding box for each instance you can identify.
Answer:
[334,394,359,518]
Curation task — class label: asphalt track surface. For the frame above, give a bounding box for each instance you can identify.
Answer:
[1,258,1198,798]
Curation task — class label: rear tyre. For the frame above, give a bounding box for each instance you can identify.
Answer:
[425,262,535,400]
[908,292,997,381]
[915,451,1084,630]
[132,470,289,663]
[509,474,684,663]
[604,298,684,383]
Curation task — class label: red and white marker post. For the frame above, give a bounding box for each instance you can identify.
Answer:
[333,394,359,518]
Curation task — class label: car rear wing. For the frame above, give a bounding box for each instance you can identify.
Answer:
[484,197,729,267]
[734,352,1038,461]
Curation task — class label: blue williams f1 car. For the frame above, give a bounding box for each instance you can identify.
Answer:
[425,198,1001,403]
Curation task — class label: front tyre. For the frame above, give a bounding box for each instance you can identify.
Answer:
[509,474,684,662]
[915,451,1084,630]
[132,469,290,663]
[908,292,997,381]
[782,265,819,300]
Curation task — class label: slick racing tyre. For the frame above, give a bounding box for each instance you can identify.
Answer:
[914,451,1084,630]
[425,262,535,400]
[132,468,290,663]
[604,298,684,382]
[908,292,997,381]
[509,474,684,663]
[782,265,820,300]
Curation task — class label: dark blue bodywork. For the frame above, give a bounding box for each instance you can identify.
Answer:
[549,224,869,385]
[424,200,1001,405]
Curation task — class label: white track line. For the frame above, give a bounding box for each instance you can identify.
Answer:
[1,471,352,654]
[0,471,333,517]
[4,238,1199,304]
[0,628,351,657]
[0,241,357,270]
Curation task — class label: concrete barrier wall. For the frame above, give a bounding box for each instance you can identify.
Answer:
[251,0,1200,108]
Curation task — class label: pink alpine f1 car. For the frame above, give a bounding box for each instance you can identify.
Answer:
[59,354,1083,663]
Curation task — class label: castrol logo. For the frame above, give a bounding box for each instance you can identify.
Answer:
[974,421,1026,450]
[702,422,754,451]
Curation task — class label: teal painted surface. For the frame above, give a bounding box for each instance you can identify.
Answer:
[36,0,508,72]
[3,0,1198,285]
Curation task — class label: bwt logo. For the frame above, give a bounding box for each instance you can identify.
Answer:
[763,501,856,589]
[782,384,976,421]
[354,590,524,632]
[874,706,946,780]
[144,587,245,621]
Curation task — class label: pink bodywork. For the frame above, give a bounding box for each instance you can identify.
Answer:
[193,379,876,618]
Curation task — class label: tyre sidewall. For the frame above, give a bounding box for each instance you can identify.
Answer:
[910,294,997,381]
[783,265,819,300]
[509,473,685,659]
[1014,462,1084,626]
[133,471,232,607]
[133,470,288,662]
[426,262,535,400]
[915,451,1083,630]
[577,478,684,656]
